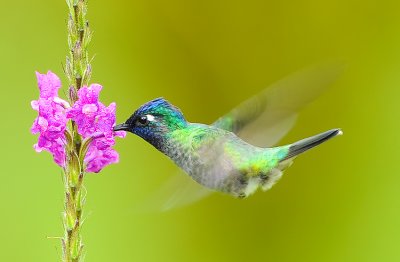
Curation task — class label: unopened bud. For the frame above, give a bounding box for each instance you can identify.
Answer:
[69,86,78,102]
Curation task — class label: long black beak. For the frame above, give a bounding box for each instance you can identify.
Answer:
[113,123,129,131]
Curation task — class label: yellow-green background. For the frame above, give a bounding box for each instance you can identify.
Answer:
[2,0,399,261]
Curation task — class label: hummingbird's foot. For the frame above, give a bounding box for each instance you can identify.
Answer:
[237,192,247,199]
[237,177,249,198]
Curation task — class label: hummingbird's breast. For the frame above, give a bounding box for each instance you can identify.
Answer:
[163,124,285,197]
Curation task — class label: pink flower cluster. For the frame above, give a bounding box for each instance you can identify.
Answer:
[67,84,126,172]
[31,71,125,173]
[31,72,69,166]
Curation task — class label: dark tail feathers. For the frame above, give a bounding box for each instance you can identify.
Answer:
[282,129,342,161]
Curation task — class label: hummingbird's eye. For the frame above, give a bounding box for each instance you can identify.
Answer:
[136,116,149,126]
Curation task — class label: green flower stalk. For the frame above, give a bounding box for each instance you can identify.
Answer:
[31,1,126,261]
[65,0,92,95]
[63,1,91,260]
[62,133,86,261]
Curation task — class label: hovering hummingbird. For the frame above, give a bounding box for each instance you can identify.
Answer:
[114,64,343,200]
[114,97,341,198]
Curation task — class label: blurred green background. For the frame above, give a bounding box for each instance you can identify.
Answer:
[2,0,399,261]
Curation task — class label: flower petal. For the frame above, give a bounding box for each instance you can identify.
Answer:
[36,71,62,99]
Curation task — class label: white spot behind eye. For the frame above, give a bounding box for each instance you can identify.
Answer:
[146,114,155,121]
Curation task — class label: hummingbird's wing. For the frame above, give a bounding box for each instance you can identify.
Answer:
[213,62,344,147]
[142,62,344,212]
[136,172,214,212]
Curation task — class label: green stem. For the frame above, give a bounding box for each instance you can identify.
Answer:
[63,128,85,262]
[65,0,92,103]
[62,0,92,261]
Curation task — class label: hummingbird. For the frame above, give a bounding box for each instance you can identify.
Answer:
[114,64,344,204]
[114,97,342,198]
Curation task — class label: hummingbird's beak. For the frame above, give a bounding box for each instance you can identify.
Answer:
[113,123,129,131]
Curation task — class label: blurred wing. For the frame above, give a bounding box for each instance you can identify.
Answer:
[144,62,344,211]
[137,173,213,212]
[214,62,344,147]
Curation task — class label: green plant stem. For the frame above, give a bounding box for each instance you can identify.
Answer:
[62,0,92,261]
[62,128,85,262]
[65,0,92,103]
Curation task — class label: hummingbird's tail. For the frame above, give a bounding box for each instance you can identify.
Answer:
[260,128,341,192]
[282,128,342,161]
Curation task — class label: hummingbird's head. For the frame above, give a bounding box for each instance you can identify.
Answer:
[114,98,188,149]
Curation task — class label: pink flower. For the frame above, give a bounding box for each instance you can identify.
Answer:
[84,146,119,173]
[31,71,70,167]
[35,71,62,99]
[67,84,126,173]
[67,84,103,137]
[32,71,124,172]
